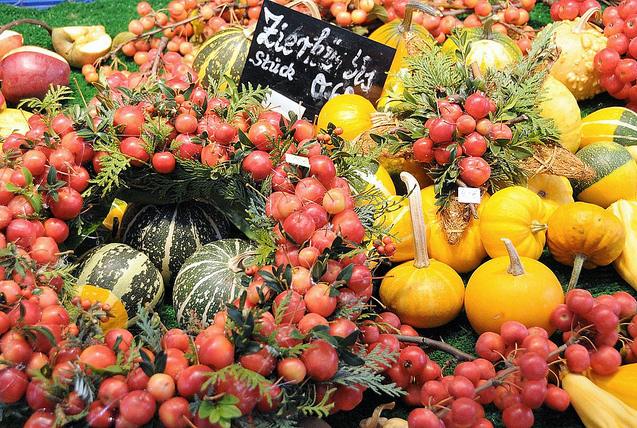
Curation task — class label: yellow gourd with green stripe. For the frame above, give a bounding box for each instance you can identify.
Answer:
[192,26,252,91]
[572,142,637,208]
[581,107,637,160]
[369,19,431,49]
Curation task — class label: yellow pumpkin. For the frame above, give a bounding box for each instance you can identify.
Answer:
[607,200,637,292]
[547,201,625,289]
[380,173,464,328]
[356,163,396,199]
[527,174,574,217]
[479,186,549,260]
[543,8,607,100]
[538,75,582,153]
[464,238,564,334]
[317,94,375,141]
[377,3,438,111]
[422,185,489,273]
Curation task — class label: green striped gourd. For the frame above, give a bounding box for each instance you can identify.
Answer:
[192,26,252,90]
[173,239,256,325]
[118,202,232,286]
[572,142,637,208]
[581,107,637,159]
[75,243,164,324]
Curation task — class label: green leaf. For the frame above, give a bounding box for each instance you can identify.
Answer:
[218,404,242,419]
[336,263,354,283]
[368,4,389,22]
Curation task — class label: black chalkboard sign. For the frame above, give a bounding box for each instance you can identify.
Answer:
[239,0,396,119]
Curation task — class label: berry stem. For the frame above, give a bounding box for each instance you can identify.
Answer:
[394,334,476,361]
[0,19,52,36]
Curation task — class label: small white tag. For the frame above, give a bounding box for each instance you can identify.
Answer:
[263,90,306,120]
[285,153,310,168]
[457,187,481,204]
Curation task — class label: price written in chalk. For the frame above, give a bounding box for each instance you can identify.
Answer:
[239,0,395,118]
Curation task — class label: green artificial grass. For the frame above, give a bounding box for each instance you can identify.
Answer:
[1,1,635,427]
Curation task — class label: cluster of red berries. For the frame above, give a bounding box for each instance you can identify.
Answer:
[412,93,513,188]
[550,289,637,373]
[593,0,637,109]
[550,0,601,21]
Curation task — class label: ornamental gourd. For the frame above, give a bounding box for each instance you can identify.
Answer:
[464,238,564,334]
[441,27,522,74]
[118,202,232,286]
[527,174,574,217]
[192,26,252,91]
[173,239,257,325]
[377,2,439,111]
[580,107,637,160]
[75,243,164,326]
[572,142,637,208]
[479,186,549,260]
[547,202,625,290]
[421,185,488,273]
[607,200,637,292]
[543,8,607,100]
[379,173,465,328]
[538,75,582,153]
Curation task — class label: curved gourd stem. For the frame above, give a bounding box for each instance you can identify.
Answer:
[574,7,600,33]
[567,253,587,291]
[229,250,259,273]
[400,172,429,269]
[501,238,525,276]
[402,0,442,33]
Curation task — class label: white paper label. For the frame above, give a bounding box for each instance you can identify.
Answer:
[263,90,306,119]
[285,153,310,168]
[457,187,481,204]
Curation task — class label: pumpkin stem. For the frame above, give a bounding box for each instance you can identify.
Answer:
[402,1,442,33]
[400,172,430,269]
[567,253,587,291]
[502,238,525,276]
[574,7,600,33]
[530,221,548,233]
[228,250,259,273]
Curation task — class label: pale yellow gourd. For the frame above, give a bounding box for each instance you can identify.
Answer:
[607,200,637,292]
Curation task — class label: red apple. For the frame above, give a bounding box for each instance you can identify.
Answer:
[0,46,70,104]
[0,30,23,59]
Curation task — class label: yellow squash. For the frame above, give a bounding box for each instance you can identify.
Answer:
[547,202,625,290]
[527,174,574,217]
[589,363,637,410]
[543,8,607,100]
[607,200,637,291]
[538,75,582,153]
[464,238,564,334]
[479,186,549,260]
[380,173,464,328]
[422,185,488,273]
[562,371,637,428]
[369,18,431,49]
